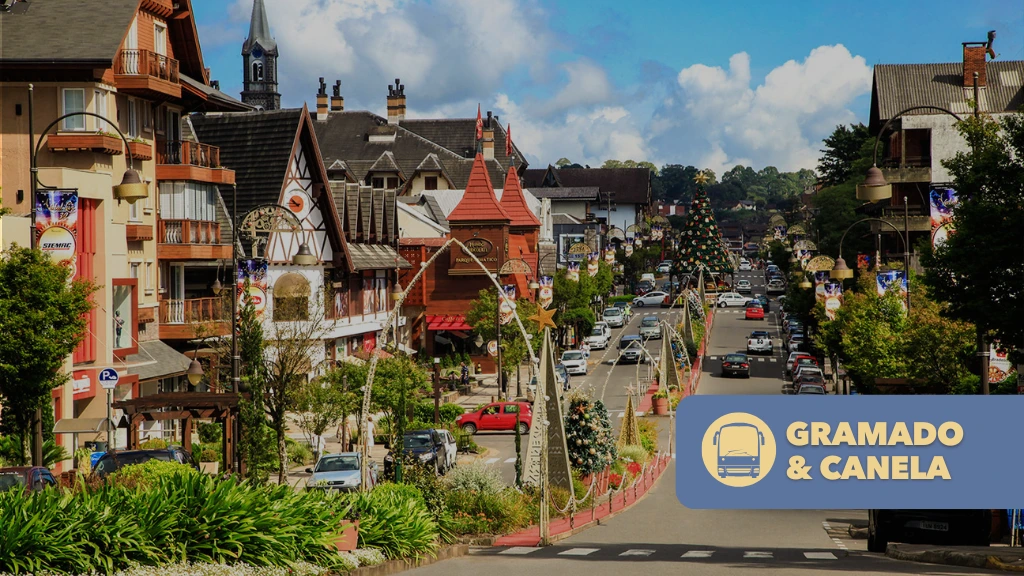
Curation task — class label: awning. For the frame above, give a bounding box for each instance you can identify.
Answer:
[426,314,472,331]
[53,417,117,434]
[347,243,413,271]
[123,340,193,382]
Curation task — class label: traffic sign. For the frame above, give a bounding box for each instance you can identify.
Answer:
[98,368,120,390]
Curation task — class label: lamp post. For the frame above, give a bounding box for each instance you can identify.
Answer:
[830,217,912,315]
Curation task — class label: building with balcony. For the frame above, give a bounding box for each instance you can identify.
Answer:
[0,0,249,464]
[863,35,1024,271]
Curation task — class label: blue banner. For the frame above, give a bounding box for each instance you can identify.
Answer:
[675,395,1024,509]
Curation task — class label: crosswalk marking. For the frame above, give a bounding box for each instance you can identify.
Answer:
[485,457,500,464]
[758,358,764,362]
[744,551,773,559]
[804,552,838,560]
[681,550,714,558]
[503,457,517,464]
[559,548,600,556]
[617,412,625,418]
[620,549,656,556]
[499,547,540,555]
[769,358,777,362]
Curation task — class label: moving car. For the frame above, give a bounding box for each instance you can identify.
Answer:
[306,453,376,492]
[0,466,58,493]
[868,509,992,553]
[745,302,765,320]
[641,273,657,284]
[639,316,662,339]
[602,307,625,328]
[560,350,588,375]
[634,291,668,307]
[656,263,671,274]
[739,262,752,271]
[716,292,751,308]
[754,294,769,310]
[796,384,826,395]
[586,326,610,350]
[721,353,750,378]
[617,335,646,364]
[92,448,199,479]
[735,280,752,294]
[766,280,786,295]
[636,281,655,295]
[612,301,632,321]
[456,402,532,434]
[384,430,451,476]
[746,331,772,355]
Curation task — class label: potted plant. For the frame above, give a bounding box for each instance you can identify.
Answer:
[199,448,219,474]
[335,511,360,552]
[127,137,152,160]
[651,390,669,415]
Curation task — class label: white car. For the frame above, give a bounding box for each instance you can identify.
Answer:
[739,262,752,271]
[585,326,610,350]
[656,263,670,274]
[746,330,772,354]
[560,350,588,375]
[716,292,751,308]
[436,428,457,471]
[593,321,611,339]
[602,307,625,328]
[735,280,752,294]
[640,273,656,284]
[633,291,668,307]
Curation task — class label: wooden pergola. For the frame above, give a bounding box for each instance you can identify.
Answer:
[113,392,244,474]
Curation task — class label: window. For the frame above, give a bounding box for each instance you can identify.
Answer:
[111,279,138,355]
[273,273,310,322]
[130,262,140,279]
[126,98,138,137]
[155,104,165,133]
[145,262,154,294]
[386,177,399,189]
[153,23,167,56]
[371,177,384,189]
[424,176,438,190]
[159,181,218,221]
[129,199,141,222]
[62,89,85,131]
[94,90,109,132]
[252,61,264,81]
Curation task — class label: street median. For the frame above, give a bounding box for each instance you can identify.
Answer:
[887,543,1024,572]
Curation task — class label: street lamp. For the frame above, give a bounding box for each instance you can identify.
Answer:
[292,243,317,266]
[186,358,204,386]
[829,257,853,280]
[830,217,910,314]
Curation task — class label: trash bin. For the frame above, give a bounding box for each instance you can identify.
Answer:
[85,441,108,453]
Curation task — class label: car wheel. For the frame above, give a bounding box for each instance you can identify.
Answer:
[517,422,529,434]
[636,301,645,307]
[867,512,888,553]
[461,423,477,435]
[718,302,726,308]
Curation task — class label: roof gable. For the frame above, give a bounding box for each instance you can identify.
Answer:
[447,154,511,223]
[500,166,540,228]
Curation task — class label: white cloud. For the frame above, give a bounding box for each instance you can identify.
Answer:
[537,60,614,117]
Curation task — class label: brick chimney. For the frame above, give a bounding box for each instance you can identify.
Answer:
[387,78,405,125]
[316,77,328,119]
[330,80,344,112]
[963,42,987,87]
[482,110,495,160]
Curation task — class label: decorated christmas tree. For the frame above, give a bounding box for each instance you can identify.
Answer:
[676,171,733,275]
[565,390,617,476]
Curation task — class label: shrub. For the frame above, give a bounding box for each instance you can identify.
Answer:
[197,422,222,444]
[439,403,465,423]
[446,489,535,535]
[608,295,636,303]
[199,448,219,463]
[349,488,439,559]
[683,338,698,359]
[139,438,168,449]
[618,445,649,466]
[112,459,199,489]
[609,459,625,475]
[286,438,313,465]
[444,460,504,495]
[638,418,659,455]
[399,463,456,543]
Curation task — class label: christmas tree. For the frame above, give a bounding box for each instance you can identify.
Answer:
[676,171,733,275]
[565,390,617,477]
[617,392,641,450]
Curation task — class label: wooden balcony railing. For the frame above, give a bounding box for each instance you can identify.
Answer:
[116,49,179,84]
[160,297,227,325]
[157,140,221,168]
[158,219,221,245]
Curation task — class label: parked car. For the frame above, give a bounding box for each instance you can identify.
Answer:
[384,430,452,476]
[602,307,625,328]
[788,355,818,378]
[436,428,457,470]
[560,350,588,375]
[639,316,662,339]
[634,291,669,307]
[868,509,992,553]
[594,321,611,338]
[793,365,824,384]
[586,326,610,350]
[0,466,58,493]
[528,364,570,393]
[617,335,646,364]
[721,353,750,378]
[795,374,826,388]
[306,453,376,492]
[656,263,671,274]
[788,335,808,353]
[456,402,532,435]
[746,330,772,355]
[735,280,752,294]
[636,281,655,295]
[797,384,826,395]
[92,448,199,479]
[641,273,657,284]
[716,292,751,308]
[745,302,765,320]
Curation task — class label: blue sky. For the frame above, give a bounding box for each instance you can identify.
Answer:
[192,0,1024,173]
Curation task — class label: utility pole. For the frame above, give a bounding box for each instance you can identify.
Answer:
[903,195,911,316]
[496,301,503,400]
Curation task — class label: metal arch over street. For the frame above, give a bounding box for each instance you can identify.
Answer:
[499,258,534,276]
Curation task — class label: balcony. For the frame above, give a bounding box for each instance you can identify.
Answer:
[157,219,231,260]
[156,140,235,185]
[46,132,123,155]
[115,49,181,99]
[880,156,932,184]
[159,297,230,339]
[876,205,932,234]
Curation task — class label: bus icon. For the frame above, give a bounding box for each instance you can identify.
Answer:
[712,423,766,478]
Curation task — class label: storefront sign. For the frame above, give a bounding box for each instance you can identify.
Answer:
[462,238,493,257]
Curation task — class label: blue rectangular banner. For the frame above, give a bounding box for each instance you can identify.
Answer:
[675,395,1024,509]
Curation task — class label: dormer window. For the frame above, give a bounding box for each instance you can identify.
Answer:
[252,61,264,81]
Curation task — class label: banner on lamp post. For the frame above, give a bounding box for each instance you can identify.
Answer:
[624,243,634,257]
[587,252,599,277]
[857,254,872,270]
[35,189,79,278]
[814,271,829,303]
[567,261,580,282]
[237,259,270,318]
[823,281,843,320]
[604,248,615,265]
[989,341,1017,388]
[499,285,516,325]
[930,188,957,248]
[538,276,553,309]
[876,270,908,313]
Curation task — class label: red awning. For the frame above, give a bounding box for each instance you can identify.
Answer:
[426,314,472,331]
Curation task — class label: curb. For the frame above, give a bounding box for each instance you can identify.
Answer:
[885,544,993,570]
[349,544,469,575]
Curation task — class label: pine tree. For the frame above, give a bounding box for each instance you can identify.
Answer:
[617,393,641,450]
[677,173,733,275]
[564,390,617,476]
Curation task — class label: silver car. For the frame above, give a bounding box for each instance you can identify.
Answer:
[639,316,661,339]
[306,453,376,492]
[602,307,625,328]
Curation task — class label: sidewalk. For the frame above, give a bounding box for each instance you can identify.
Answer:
[887,543,1024,572]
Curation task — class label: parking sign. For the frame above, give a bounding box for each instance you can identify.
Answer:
[98,368,119,390]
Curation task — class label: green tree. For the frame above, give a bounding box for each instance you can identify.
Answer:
[923,112,1024,364]
[830,276,910,391]
[0,247,94,464]
[465,288,541,389]
[811,137,876,260]
[236,283,275,482]
[817,123,870,188]
[904,293,978,394]
[653,165,701,204]
[294,365,360,454]
[370,356,430,446]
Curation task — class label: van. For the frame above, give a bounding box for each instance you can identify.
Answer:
[640,273,656,284]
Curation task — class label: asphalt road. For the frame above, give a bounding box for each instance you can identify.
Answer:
[411,270,998,575]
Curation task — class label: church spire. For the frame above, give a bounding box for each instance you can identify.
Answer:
[244,0,277,53]
[241,0,280,110]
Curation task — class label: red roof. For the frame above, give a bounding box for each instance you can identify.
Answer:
[447,153,511,223]
[500,165,540,228]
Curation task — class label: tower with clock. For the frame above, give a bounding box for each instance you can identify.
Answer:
[241,0,280,110]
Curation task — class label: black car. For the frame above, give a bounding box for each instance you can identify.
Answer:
[384,430,449,476]
[721,353,750,378]
[0,466,58,493]
[868,509,991,553]
[92,448,199,478]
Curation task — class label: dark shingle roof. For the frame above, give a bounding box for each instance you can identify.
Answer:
[181,74,254,112]
[528,186,600,200]
[871,61,1024,129]
[521,167,651,205]
[191,109,302,223]
[0,0,138,64]
[400,118,527,167]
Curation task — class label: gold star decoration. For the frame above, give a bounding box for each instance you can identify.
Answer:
[694,171,709,185]
[529,306,557,331]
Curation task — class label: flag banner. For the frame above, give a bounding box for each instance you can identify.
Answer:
[625,243,634,257]
[652,225,663,241]
[635,237,643,248]
[237,259,270,318]
[35,189,79,278]
[823,281,843,320]
[475,105,483,140]
[587,252,599,277]
[773,226,787,241]
[505,123,513,157]
[876,270,908,312]
[857,254,872,269]
[930,188,957,248]
[797,249,812,268]
[989,341,1018,387]
[499,284,516,325]
[487,340,498,356]
[604,248,615,265]
[538,276,554,309]
[567,261,580,282]
[814,271,830,303]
